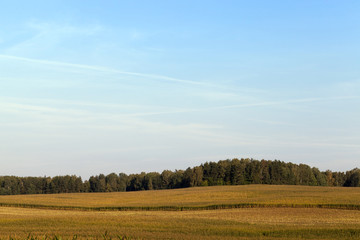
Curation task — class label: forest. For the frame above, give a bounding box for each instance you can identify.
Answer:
[0,158,359,195]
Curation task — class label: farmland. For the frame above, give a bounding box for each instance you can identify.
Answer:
[0,185,360,239]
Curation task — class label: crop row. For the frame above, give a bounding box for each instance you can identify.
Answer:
[1,202,360,211]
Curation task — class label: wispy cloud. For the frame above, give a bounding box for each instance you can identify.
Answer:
[207,96,360,110]
[4,21,104,55]
[1,94,358,119]
[0,101,88,116]
[26,21,103,36]
[0,99,228,147]
[0,54,216,87]
[332,79,360,92]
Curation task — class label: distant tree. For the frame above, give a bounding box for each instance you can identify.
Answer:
[147,172,161,190]
[229,158,246,185]
[169,170,184,189]
[344,169,360,187]
[312,168,327,186]
[83,180,90,192]
[325,170,335,186]
[245,160,262,184]
[260,160,271,184]
[105,173,119,192]
[183,167,203,187]
[89,175,106,192]
[0,158,359,196]
[127,172,146,191]
[297,164,317,186]
[118,173,128,191]
[160,170,173,189]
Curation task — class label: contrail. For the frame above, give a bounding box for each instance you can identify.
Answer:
[207,96,360,110]
[0,54,214,87]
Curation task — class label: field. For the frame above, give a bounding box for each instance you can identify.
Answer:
[0,185,360,239]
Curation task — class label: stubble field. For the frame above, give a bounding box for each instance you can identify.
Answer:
[0,185,360,239]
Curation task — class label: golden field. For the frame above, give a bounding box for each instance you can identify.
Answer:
[0,185,360,239]
[1,185,360,208]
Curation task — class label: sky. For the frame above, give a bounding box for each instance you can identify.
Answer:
[0,1,359,179]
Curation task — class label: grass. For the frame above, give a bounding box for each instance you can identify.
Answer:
[0,185,360,239]
[1,185,360,208]
[1,207,360,239]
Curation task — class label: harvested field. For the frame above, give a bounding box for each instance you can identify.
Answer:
[0,185,359,239]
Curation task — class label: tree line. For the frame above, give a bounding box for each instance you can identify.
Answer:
[0,158,359,195]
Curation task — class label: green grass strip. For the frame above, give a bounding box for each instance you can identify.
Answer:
[1,202,360,211]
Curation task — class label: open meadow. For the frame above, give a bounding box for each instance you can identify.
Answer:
[1,185,360,239]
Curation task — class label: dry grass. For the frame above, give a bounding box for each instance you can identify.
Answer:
[0,185,359,209]
[0,185,360,239]
[1,207,360,239]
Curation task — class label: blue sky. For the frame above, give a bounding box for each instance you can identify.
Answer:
[1,1,359,178]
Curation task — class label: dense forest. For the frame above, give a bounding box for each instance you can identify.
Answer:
[0,158,359,195]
